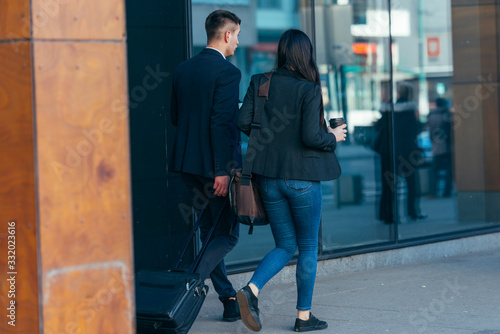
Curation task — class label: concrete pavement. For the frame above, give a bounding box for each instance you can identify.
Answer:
[190,248,500,334]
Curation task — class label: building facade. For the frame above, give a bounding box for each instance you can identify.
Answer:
[129,0,500,272]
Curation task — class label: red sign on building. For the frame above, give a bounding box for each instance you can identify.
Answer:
[427,37,440,57]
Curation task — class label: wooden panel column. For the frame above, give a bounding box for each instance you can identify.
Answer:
[0,2,39,333]
[32,0,134,333]
[452,0,500,221]
[0,0,135,333]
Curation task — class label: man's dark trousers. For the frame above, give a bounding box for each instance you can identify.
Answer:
[182,174,239,301]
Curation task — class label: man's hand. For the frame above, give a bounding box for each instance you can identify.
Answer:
[213,175,230,197]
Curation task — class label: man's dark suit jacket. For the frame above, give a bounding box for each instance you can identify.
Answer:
[236,68,341,181]
[170,48,242,178]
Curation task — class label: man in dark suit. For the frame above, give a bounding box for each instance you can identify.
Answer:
[169,10,242,322]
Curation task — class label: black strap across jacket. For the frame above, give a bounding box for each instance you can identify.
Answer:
[237,68,341,182]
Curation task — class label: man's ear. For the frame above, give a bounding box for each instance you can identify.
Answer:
[224,30,231,43]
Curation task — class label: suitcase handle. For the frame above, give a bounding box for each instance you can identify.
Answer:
[189,200,228,273]
[171,200,209,270]
[171,199,228,273]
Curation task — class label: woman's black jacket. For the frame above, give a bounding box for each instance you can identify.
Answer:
[236,68,341,181]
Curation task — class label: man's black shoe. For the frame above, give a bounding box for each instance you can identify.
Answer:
[237,286,262,331]
[222,297,241,322]
[294,313,328,332]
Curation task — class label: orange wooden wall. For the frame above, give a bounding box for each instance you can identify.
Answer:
[452,1,500,192]
[451,0,500,220]
[0,0,135,333]
[0,25,39,334]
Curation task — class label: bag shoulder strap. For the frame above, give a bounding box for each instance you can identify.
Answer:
[241,72,273,185]
[252,71,272,127]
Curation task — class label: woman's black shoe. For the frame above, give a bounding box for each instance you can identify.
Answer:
[237,286,262,332]
[294,313,328,332]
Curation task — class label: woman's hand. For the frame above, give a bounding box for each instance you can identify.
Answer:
[328,123,347,142]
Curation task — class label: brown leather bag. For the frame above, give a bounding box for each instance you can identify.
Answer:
[228,169,268,234]
[229,72,273,234]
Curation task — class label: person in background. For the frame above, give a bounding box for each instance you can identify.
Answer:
[373,80,393,223]
[236,29,346,332]
[374,82,427,223]
[427,97,453,197]
[169,9,242,322]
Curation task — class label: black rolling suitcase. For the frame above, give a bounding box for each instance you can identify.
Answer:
[136,200,226,334]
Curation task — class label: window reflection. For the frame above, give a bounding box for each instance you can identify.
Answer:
[428,97,453,198]
[189,0,500,267]
[375,82,427,224]
[312,0,394,251]
[391,0,459,238]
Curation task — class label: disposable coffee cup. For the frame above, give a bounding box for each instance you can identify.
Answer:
[329,117,346,128]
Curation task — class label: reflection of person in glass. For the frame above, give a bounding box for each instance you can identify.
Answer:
[427,97,453,197]
[236,29,346,332]
[374,82,427,223]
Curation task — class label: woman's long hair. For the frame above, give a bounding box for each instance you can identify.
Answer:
[277,29,324,126]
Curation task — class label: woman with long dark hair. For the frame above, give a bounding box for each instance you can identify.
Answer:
[236,29,346,332]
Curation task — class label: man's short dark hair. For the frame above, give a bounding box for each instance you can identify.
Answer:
[205,10,241,44]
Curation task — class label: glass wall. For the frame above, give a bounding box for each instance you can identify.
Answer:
[390,0,459,240]
[186,0,500,269]
[311,0,395,253]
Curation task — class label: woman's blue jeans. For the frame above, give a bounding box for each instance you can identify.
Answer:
[249,176,322,311]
